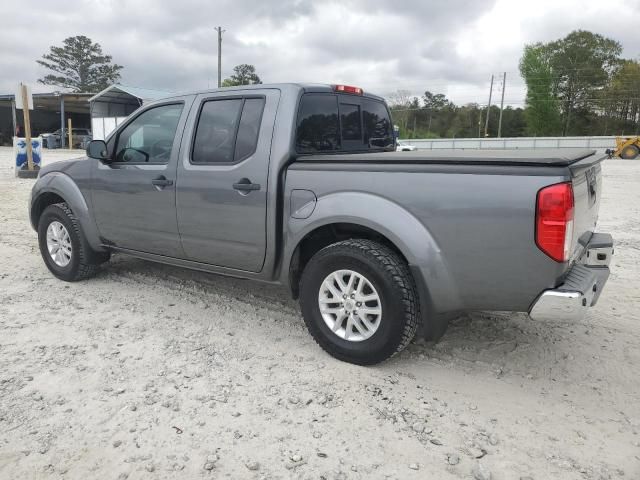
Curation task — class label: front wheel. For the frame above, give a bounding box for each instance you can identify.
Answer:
[299,239,419,365]
[38,203,109,282]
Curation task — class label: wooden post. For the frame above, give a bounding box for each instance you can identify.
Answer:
[68,118,73,149]
[60,96,65,148]
[21,84,33,170]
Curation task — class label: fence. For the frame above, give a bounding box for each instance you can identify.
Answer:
[404,136,617,153]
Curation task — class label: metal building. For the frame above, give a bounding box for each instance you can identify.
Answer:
[0,92,92,147]
[88,84,170,140]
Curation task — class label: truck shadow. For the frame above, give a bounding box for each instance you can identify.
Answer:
[101,255,299,313]
[401,311,587,381]
[101,255,583,380]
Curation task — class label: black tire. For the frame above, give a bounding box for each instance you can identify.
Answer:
[620,144,639,160]
[37,203,109,282]
[299,239,419,365]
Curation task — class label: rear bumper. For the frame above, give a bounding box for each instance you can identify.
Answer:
[529,233,613,322]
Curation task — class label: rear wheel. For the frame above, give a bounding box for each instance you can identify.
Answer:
[299,239,419,365]
[620,144,639,159]
[38,203,109,281]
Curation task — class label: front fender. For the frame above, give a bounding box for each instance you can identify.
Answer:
[282,191,463,314]
[30,172,103,251]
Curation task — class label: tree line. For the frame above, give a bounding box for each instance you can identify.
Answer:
[388,90,527,139]
[520,30,639,137]
[390,30,640,139]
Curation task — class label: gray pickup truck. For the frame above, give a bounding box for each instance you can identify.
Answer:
[29,83,614,365]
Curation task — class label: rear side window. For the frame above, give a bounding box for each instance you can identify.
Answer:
[192,99,242,164]
[234,98,265,162]
[296,93,393,153]
[192,97,265,164]
[296,94,340,153]
[362,98,393,148]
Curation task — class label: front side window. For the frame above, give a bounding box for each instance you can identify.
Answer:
[114,103,183,163]
[296,94,340,153]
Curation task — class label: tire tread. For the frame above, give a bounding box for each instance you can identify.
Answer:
[40,203,101,281]
[300,239,419,364]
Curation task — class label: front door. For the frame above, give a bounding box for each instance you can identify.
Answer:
[176,90,279,272]
[92,100,191,257]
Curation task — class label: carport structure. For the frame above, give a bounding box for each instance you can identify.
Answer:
[89,84,170,140]
[0,92,92,147]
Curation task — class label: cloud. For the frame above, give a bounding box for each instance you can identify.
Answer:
[1,0,639,107]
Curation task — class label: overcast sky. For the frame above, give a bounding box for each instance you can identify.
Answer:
[2,0,640,106]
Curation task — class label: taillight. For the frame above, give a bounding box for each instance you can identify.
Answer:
[333,84,363,95]
[535,182,574,262]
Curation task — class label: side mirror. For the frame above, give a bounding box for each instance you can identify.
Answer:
[86,140,110,161]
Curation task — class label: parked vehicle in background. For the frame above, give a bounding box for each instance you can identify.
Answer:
[606,136,640,159]
[41,132,60,149]
[396,140,417,151]
[29,83,614,365]
[41,128,92,149]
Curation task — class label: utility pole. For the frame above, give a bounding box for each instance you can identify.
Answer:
[214,26,225,88]
[497,72,506,138]
[484,74,494,137]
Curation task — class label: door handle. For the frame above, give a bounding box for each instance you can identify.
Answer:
[152,176,173,187]
[233,178,261,192]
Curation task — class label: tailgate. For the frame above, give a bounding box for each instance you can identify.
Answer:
[569,156,604,261]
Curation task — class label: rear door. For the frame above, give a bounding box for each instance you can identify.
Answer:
[176,89,279,272]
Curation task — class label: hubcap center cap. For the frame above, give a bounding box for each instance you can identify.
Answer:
[344,299,355,312]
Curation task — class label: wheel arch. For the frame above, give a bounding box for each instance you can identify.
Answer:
[282,191,463,316]
[30,172,104,251]
[287,222,409,299]
[30,191,66,229]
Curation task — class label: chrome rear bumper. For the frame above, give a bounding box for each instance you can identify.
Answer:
[529,233,613,322]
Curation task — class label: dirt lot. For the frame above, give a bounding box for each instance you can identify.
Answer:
[0,147,639,480]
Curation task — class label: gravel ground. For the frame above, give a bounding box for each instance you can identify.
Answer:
[0,147,639,480]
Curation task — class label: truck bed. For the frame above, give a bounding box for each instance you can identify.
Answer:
[295,148,598,167]
[287,146,605,312]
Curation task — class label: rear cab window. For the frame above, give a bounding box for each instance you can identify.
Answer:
[296,92,394,154]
